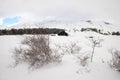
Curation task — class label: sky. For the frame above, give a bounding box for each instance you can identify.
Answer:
[0,0,120,26]
[1,16,20,26]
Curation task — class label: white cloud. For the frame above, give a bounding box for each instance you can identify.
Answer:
[0,0,120,25]
[0,18,3,25]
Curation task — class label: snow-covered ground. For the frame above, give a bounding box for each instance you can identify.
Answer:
[0,31,120,80]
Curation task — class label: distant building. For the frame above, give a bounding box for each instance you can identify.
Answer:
[58,30,68,36]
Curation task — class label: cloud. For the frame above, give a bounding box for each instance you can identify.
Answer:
[0,0,120,24]
[0,18,3,25]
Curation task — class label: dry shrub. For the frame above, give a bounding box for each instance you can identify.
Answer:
[76,54,91,74]
[63,42,81,54]
[77,54,90,67]
[13,35,62,69]
[109,49,120,71]
[88,36,103,62]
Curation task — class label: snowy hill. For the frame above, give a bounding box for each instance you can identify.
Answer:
[0,20,120,32]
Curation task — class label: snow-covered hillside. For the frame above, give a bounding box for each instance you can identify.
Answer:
[0,20,120,32]
[0,31,120,80]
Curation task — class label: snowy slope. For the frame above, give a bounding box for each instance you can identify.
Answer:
[0,20,120,32]
[0,31,120,80]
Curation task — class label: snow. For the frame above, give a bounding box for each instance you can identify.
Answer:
[0,20,120,32]
[0,31,120,80]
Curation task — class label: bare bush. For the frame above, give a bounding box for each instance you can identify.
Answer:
[77,54,90,67]
[76,54,91,74]
[109,49,120,71]
[64,42,81,54]
[88,36,103,62]
[13,35,62,69]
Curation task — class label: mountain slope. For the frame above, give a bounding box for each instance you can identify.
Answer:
[0,20,120,32]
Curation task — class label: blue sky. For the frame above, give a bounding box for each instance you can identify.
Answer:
[2,16,20,26]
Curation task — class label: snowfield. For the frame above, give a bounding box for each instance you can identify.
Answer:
[0,31,120,80]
